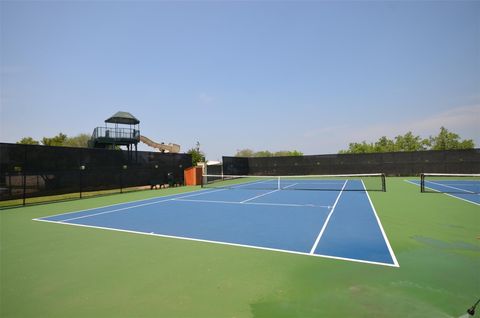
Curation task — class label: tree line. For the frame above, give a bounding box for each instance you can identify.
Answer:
[233,127,474,157]
[339,127,475,154]
[17,133,91,148]
[16,127,475,157]
[235,149,303,157]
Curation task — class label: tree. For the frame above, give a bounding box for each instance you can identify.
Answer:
[42,133,68,146]
[17,137,39,145]
[289,150,304,156]
[187,141,206,166]
[394,132,429,152]
[235,149,255,157]
[63,134,91,148]
[235,149,304,157]
[374,136,395,152]
[273,150,304,156]
[254,150,273,157]
[429,127,474,150]
[339,127,474,153]
[339,141,374,154]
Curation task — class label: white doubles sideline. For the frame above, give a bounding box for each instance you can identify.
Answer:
[361,180,399,267]
[33,188,229,222]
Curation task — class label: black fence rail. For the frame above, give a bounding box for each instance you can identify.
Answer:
[223,149,480,176]
[0,143,192,207]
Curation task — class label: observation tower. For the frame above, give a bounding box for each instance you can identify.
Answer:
[89,111,140,160]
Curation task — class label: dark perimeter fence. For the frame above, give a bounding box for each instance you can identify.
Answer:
[223,149,480,176]
[0,143,192,207]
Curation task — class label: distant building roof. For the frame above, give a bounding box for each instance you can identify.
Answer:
[105,111,140,125]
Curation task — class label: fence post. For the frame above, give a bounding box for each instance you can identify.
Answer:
[120,165,127,193]
[8,174,12,196]
[120,168,123,194]
[79,165,85,199]
[22,170,26,206]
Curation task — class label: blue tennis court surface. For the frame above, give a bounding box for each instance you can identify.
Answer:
[34,180,399,267]
[407,179,480,205]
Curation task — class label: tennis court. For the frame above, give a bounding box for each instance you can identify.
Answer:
[2,175,478,317]
[34,175,398,267]
[407,173,480,205]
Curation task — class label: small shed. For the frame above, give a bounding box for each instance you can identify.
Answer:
[184,166,203,186]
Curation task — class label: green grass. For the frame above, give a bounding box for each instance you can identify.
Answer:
[0,178,478,318]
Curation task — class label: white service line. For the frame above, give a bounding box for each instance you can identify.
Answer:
[240,183,298,203]
[309,180,348,254]
[173,198,330,208]
[240,189,280,203]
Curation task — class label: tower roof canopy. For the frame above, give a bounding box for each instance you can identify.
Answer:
[105,111,140,125]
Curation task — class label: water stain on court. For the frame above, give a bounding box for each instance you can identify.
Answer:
[411,235,480,251]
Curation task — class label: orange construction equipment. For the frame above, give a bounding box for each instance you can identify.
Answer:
[184,167,203,186]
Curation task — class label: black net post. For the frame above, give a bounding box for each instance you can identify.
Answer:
[382,174,386,192]
[420,173,425,193]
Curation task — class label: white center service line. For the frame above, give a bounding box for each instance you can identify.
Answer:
[240,189,281,203]
[309,179,348,254]
[239,183,298,203]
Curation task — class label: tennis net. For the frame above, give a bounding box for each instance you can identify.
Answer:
[202,173,386,192]
[420,173,480,194]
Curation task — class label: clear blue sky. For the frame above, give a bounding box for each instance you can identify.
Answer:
[1,1,479,161]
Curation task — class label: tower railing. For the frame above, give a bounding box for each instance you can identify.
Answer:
[91,127,140,141]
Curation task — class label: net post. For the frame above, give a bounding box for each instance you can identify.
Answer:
[381,173,386,192]
[420,173,425,193]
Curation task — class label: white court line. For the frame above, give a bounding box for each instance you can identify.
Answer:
[230,179,275,189]
[281,183,300,189]
[361,180,400,267]
[240,182,299,203]
[309,180,348,254]
[42,188,229,223]
[33,187,223,221]
[284,182,345,185]
[173,198,330,208]
[241,189,282,203]
[33,218,398,267]
[404,180,480,206]
[425,180,478,195]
